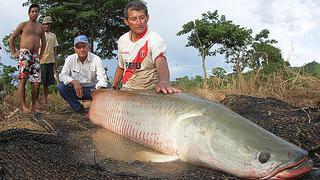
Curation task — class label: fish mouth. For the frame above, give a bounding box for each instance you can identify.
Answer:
[262,156,313,179]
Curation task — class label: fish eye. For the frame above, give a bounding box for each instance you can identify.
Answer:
[257,150,271,164]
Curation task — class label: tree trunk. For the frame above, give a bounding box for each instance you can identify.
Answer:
[89,32,95,52]
[236,54,241,74]
[236,60,241,74]
[202,48,208,90]
[90,39,94,52]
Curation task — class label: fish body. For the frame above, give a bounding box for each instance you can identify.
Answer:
[88,90,313,179]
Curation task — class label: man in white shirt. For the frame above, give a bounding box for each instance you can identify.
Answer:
[58,35,108,113]
[112,1,180,94]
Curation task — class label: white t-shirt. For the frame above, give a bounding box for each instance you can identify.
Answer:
[117,29,166,90]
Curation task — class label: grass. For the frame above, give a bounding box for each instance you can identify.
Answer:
[1,66,319,119]
[0,90,67,120]
[176,66,320,108]
[0,91,19,119]
[46,92,69,113]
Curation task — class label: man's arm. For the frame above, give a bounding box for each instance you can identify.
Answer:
[59,57,74,85]
[112,66,124,89]
[95,57,109,89]
[53,47,57,60]
[59,57,83,98]
[70,79,83,98]
[39,29,46,58]
[112,42,124,90]
[155,55,181,94]
[53,34,59,60]
[8,22,24,58]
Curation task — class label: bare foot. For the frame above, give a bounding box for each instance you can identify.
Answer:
[30,105,44,113]
[29,105,34,112]
[35,100,43,109]
[36,107,43,113]
[41,102,48,111]
[30,100,46,112]
[20,106,31,113]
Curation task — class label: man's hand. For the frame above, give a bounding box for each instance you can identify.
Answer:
[11,52,19,60]
[111,85,119,90]
[73,81,83,98]
[155,81,181,94]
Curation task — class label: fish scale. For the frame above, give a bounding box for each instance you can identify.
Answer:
[90,90,184,154]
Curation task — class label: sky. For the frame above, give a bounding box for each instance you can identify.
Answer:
[1,0,320,80]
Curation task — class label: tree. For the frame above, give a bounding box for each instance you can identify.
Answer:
[2,0,132,88]
[249,29,288,74]
[2,35,20,57]
[301,61,320,78]
[212,67,226,78]
[177,10,231,89]
[10,0,132,63]
[219,24,252,73]
[0,63,17,94]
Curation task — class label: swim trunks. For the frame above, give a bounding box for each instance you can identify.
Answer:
[18,48,41,82]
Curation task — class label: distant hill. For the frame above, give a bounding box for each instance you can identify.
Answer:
[300,61,320,78]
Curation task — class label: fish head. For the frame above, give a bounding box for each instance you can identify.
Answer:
[177,109,313,179]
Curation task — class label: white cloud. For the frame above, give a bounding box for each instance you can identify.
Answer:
[0,0,27,36]
[0,0,28,65]
[249,0,320,66]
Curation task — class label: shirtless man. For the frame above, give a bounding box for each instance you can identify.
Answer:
[9,4,46,113]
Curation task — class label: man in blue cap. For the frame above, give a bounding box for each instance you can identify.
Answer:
[58,35,109,113]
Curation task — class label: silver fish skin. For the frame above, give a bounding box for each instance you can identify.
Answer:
[88,90,313,179]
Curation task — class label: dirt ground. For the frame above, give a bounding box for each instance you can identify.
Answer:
[0,94,319,179]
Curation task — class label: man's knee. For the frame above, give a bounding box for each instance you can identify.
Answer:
[57,83,67,93]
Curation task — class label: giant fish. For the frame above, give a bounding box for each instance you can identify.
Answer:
[88,89,313,179]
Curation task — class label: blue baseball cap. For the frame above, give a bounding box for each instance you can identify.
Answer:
[74,35,89,46]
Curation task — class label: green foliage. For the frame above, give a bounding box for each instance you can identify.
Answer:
[300,61,320,78]
[212,67,226,78]
[219,24,253,73]
[174,76,203,91]
[2,34,20,56]
[177,10,229,56]
[249,29,289,74]
[1,0,132,88]
[49,85,57,93]
[21,0,131,65]
[0,64,17,94]
[177,11,290,79]
[177,10,237,87]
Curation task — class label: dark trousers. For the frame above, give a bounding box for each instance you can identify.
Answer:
[57,83,95,112]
